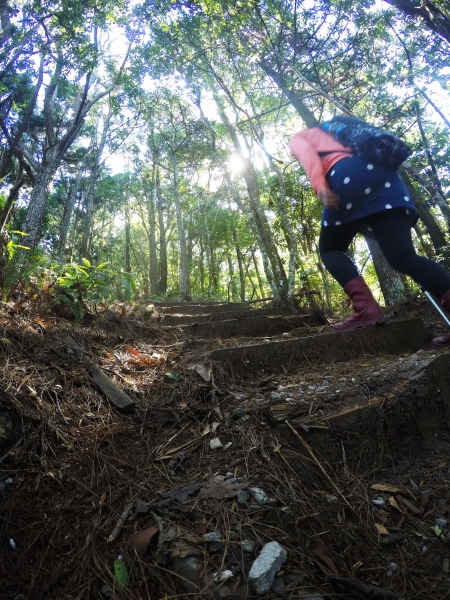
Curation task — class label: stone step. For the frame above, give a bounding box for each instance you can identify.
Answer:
[160,302,251,315]
[162,306,298,326]
[171,314,323,339]
[209,318,427,379]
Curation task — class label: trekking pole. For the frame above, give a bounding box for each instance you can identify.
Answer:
[419,285,450,327]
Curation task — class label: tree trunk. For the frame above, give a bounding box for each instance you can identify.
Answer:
[231,227,246,301]
[259,61,319,127]
[125,222,131,273]
[252,249,266,299]
[199,237,205,296]
[80,114,110,260]
[402,162,450,229]
[171,155,190,299]
[384,0,450,46]
[365,236,406,305]
[147,169,159,295]
[228,255,238,301]
[402,170,449,258]
[21,158,58,250]
[0,166,25,231]
[58,159,86,258]
[267,158,299,297]
[215,100,289,301]
[156,170,168,296]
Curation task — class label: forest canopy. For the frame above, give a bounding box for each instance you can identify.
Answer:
[1,0,450,315]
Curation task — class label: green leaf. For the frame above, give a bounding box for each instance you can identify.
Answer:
[82,257,91,268]
[114,558,128,589]
[165,373,180,380]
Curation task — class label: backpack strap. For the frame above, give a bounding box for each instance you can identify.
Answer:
[318,150,352,157]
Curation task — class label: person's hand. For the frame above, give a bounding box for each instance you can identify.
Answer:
[318,188,340,210]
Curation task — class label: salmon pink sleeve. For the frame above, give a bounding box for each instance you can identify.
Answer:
[289,131,328,195]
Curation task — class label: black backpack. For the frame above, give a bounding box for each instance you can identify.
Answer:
[321,115,412,169]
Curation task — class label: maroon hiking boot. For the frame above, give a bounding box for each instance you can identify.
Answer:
[431,289,450,347]
[333,276,385,332]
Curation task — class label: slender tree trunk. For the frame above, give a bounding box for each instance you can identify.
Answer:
[80,115,110,260]
[402,171,449,258]
[224,172,278,298]
[58,159,86,258]
[268,159,298,297]
[125,212,131,274]
[156,170,168,296]
[0,166,24,231]
[228,255,238,301]
[215,101,288,301]
[147,169,159,295]
[199,237,205,296]
[402,162,450,229]
[231,227,246,301]
[243,256,258,300]
[258,60,319,127]
[171,155,190,299]
[252,249,266,298]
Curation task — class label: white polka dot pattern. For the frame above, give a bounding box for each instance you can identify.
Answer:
[343,177,350,184]
[385,182,391,188]
[335,221,341,226]
[364,188,371,194]
[385,204,392,209]
[367,164,374,170]
[330,170,335,176]
[323,221,328,226]
[346,203,352,210]
[404,196,409,201]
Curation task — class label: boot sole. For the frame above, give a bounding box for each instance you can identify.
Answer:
[333,317,386,332]
[431,339,450,348]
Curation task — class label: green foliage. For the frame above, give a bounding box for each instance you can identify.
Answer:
[47,259,117,322]
[0,227,36,303]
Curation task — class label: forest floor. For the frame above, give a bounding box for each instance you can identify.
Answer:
[1,296,450,600]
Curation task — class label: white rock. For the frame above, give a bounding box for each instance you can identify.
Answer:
[249,487,275,505]
[214,569,233,581]
[241,539,256,552]
[210,438,223,450]
[203,532,223,541]
[248,541,287,595]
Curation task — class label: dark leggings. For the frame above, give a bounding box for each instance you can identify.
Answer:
[319,209,450,298]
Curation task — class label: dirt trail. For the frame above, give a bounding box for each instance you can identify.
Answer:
[1,299,450,599]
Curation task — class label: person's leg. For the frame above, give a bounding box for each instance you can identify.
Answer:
[319,220,363,286]
[368,209,450,298]
[319,222,385,331]
[368,209,450,346]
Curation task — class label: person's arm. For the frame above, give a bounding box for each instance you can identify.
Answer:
[289,131,340,209]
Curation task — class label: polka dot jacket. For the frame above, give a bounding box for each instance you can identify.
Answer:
[324,155,417,232]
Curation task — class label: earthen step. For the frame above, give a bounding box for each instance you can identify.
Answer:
[153,300,251,308]
[210,318,428,379]
[170,314,323,339]
[161,306,297,326]
[160,302,251,315]
[277,353,450,470]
